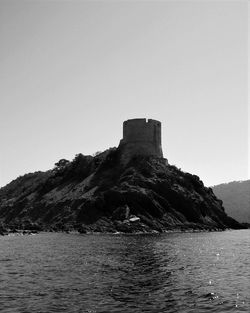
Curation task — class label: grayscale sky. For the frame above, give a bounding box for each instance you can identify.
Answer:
[0,0,249,187]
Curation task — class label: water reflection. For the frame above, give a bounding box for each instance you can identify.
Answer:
[100,235,179,311]
[0,231,249,313]
[94,232,250,312]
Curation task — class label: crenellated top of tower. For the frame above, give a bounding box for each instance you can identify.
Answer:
[122,118,161,143]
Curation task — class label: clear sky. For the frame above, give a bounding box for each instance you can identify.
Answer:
[0,0,249,187]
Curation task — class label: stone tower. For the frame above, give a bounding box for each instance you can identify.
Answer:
[118,118,164,163]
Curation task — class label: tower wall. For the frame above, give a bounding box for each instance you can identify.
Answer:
[119,118,164,163]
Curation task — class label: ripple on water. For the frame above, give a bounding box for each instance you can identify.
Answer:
[0,230,249,312]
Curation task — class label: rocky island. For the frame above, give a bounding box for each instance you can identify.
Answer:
[0,119,243,234]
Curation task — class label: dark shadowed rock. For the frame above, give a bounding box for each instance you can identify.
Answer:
[0,148,244,233]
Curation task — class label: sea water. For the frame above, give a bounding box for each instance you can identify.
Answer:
[0,230,249,313]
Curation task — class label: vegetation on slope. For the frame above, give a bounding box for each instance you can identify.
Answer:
[0,148,243,233]
[212,180,250,223]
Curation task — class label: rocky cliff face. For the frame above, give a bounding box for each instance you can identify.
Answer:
[0,148,242,233]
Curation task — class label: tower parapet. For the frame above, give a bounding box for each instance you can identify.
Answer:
[119,118,164,163]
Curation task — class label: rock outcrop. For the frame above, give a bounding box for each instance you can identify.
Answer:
[0,148,243,233]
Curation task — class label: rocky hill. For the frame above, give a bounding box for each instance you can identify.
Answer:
[0,148,243,233]
[212,180,250,223]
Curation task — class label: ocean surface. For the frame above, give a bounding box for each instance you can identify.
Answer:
[0,230,249,313]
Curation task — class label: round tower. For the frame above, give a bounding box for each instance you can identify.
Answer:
[118,118,164,163]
